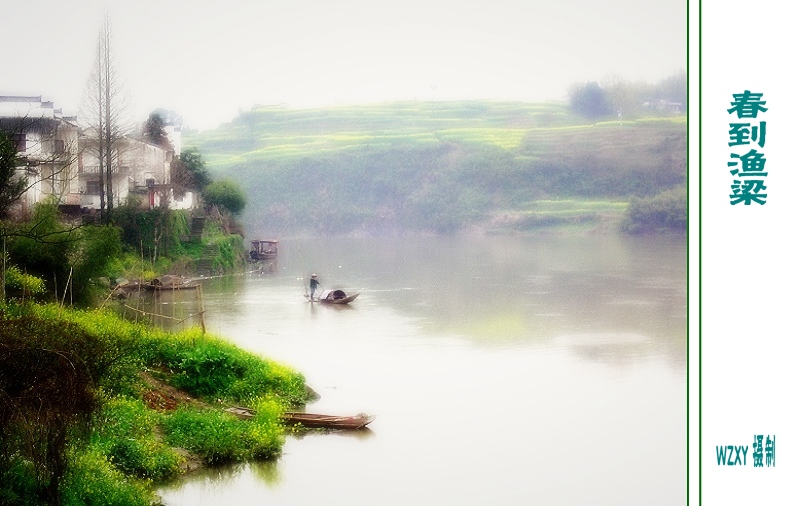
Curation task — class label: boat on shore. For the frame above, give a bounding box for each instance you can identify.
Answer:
[225,406,375,430]
[282,412,375,430]
[316,289,359,304]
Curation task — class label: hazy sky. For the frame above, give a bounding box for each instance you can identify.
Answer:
[3,0,685,130]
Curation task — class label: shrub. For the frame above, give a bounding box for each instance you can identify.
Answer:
[62,449,153,506]
[3,265,46,298]
[1,302,305,503]
[146,328,307,405]
[6,201,71,294]
[568,81,613,118]
[211,234,246,272]
[90,396,182,481]
[163,401,284,465]
[0,458,41,506]
[70,224,124,305]
[203,179,246,216]
[0,315,100,504]
[172,342,249,397]
[163,408,249,464]
[622,187,687,233]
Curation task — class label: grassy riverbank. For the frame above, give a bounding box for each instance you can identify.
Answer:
[0,302,309,506]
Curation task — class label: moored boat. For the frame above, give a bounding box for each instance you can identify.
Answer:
[282,411,375,429]
[249,240,278,261]
[224,407,375,430]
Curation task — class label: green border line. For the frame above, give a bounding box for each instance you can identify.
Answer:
[696,0,702,503]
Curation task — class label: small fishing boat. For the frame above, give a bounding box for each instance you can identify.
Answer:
[282,412,375,430]
[317,289,359,304]
[249,240,278,261]
[225,407,375,430]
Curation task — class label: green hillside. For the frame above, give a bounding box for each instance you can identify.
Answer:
[183,101,686,236]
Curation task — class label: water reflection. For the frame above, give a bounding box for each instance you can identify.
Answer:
[159,461,281,498]
[111,287,206,331]
[289,428,376,441]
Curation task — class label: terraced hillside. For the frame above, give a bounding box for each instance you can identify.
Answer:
[183,101,686,236]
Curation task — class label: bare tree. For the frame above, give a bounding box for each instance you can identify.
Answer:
[602,74,636,119]
[80,15,131,223]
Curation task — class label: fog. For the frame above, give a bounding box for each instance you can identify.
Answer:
[3,0,685,130]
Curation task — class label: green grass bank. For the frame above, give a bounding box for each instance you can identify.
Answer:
[0,302,309,506]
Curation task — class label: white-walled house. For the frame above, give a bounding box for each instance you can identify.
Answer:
[0,96,81,214]
[2,95,196,215]
[78,136,174,209]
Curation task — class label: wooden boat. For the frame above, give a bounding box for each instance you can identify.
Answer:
[249,240,278,261]
[317,289,359,304]
[225,406,375,430]
[282,411,375,430]
[146,275,200,291]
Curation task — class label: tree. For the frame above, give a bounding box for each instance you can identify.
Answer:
[568,81,613,119]
[655,70,687,112]
[143,111,172,149]
[601,74,643,119]
[204,179,246,215]
[70,223,122,303]
[170,147,211,203]
[0,131,27,219]
[81,15,130,223]
[5,201,75,299]
[179,147,211,191]
[1,316,101,505]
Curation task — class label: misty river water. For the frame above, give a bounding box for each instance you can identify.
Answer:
[151,234,686,506]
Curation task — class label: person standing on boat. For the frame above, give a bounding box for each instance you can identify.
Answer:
[309,274,321,300]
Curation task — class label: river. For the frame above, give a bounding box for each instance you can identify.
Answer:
[154,234,686,505]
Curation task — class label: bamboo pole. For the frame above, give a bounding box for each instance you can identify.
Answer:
[119,303,201,325]
[60,267,73,311]
[197,284,206,335]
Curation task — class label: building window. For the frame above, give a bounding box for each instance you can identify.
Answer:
[85,180,102,195]
[54,139,65,154]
